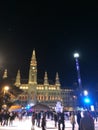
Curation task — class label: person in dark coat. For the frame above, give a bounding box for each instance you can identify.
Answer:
[37,112,41,127]
[58,112,65,130]
[31,112,36,130]
[54,112,58,127]
[76,111,81,130]
[80,111,95,130]
[41,114,46,130]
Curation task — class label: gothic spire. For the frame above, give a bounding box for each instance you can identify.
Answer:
[55,72,60,86]
[28,49,37,84]
[44,71,49,85]
[3,69,7,79]
[30,49,37,66]
[15,70,21,87]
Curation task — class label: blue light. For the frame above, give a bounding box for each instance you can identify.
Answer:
[84,97,90,103]
[26,105,30,109]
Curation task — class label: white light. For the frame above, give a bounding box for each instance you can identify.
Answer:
[84,90,88,96]
[74,53,79,58]
[91,105,94,111]
[30,103,34,106]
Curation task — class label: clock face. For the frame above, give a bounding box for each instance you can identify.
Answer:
[32,67,35,69]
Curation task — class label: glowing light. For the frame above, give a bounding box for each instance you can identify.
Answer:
[4,86,9,91]
[74,53,79,58]
[4,86,9,94]
[84,90,88,96]
[84,97,90,103]
[26,104,30,109]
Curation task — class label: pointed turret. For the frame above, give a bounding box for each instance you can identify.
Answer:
[55,72,61,89]
[28,49,37,84]
[15,70,21,87]
[3,69,8,79]
[44,71,49,85]
[30,49,37,66]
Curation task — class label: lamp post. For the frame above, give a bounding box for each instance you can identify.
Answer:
[74,52,83,108]
[73,52,82,91]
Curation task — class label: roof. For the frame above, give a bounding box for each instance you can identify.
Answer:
[31,103,50,111]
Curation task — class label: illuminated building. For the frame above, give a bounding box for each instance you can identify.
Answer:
[3,49,76,110]
[14,49,62,108]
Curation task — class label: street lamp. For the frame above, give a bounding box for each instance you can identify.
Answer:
[74,53,79,58]
[4,86,9,95]
[73,52,82,91]
[74,52,83,108]
[83,90,88,96]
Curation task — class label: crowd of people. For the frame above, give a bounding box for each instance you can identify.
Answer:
[0,110,18,126]
[31,110,96,130]
[0,108,96,130]
[0,109,28,127]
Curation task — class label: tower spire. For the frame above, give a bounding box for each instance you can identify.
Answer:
[3,69,8,79]
[55,72,61,90]
[28,49,37,84]
[30,49,37,66]
[55,72,60,85]
[44,71,49,85]
[15,70,21,87]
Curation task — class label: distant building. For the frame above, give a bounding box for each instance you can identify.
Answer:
[3,49,76,110]
[14,49,62,107]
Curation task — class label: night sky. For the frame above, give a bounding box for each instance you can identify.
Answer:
[0,2,98,89]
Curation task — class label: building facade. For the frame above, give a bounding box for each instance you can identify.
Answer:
[3,49,76,110]
[14,49,63,108]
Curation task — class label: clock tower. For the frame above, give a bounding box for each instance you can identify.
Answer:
[28,49,37,84]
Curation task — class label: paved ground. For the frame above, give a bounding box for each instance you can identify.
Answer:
[0,117,98,130]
